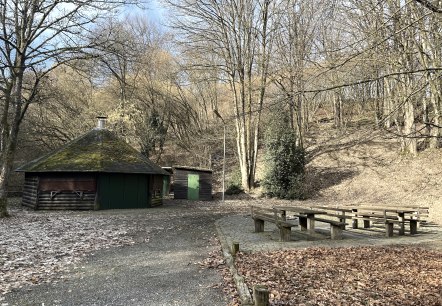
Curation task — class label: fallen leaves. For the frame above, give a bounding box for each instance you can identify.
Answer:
[198,237,241,306]
[235,246,442,305]
[0,203,148,299]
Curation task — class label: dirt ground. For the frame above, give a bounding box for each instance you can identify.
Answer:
[1,199,242,306]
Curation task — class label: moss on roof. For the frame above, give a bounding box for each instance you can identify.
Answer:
[16,128,169,175]
[172,166,213,173]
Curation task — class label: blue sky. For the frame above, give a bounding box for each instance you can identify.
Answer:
[148,0,167,25]
[123,0,167,28]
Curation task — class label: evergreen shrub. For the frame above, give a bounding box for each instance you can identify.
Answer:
[263,112,306,199]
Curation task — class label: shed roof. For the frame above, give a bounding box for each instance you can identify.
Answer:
[172,166,213,173]
[16,128,169,175]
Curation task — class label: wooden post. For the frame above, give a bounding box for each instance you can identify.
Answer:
[363,218,370,228]
[352,208,358,229]
[330,225,343,240]
[398,212,405,235]
[340,211,346,230]
[410,220,417,235]
[253,285,269,306]
[307,214,315,233]
[385,222,394,237]
[299,216,307,231]
[254,219,264,232]
[280,226,291,242]
[232,242,239,255]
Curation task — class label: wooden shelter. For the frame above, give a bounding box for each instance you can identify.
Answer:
[172,166,212,201]
[16,119,169,210]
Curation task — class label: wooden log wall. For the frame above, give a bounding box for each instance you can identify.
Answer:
[22,175,38,209]
[151,174,163,207]
[198,171,212,201]
[37,191,95,210]
[173,169,188,200]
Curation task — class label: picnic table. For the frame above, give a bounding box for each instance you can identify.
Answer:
[273,206,324,232]
[251,204,423,241]
[350,206,418,236]
[273,206,346,239]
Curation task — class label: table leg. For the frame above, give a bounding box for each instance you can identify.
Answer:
[307,214,315,233]
[340,211,346,230]
[410,220,417,235]
[398,212,405,235]
[363,218,370,228]
[299,216,307,231]
[352,209,358,229]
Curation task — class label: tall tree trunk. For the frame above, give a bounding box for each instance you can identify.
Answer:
[0,71,24,217]
[402,97,417,155]
[429,90,441,149]
[383,78,393,129]
[333,91,343,128]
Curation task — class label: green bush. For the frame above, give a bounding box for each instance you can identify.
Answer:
[225,184,244,195]
[225,168,244,195]
[263,112,306,199]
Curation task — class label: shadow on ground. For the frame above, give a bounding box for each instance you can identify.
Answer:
[304,167,357,197]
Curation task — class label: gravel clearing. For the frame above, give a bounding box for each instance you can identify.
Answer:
[1,199,235,305]
[0,199,145,298]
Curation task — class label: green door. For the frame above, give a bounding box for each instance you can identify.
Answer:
[98,174,149,209]
[187,174,199,200]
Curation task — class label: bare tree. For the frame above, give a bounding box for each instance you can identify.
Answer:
[167,0,275,190]
[0,0,138,217]
[272,0,329,148]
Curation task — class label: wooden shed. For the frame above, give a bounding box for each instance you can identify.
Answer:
[172,166,212,201]
[16,121,169,210]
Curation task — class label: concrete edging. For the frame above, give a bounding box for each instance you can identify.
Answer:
[215,220,253,306]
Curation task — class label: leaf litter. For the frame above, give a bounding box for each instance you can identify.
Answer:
[0,202,149,300]
[232,246,442,306]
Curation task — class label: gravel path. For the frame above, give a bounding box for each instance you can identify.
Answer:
[3,203,230,306]
[217,214,442,253]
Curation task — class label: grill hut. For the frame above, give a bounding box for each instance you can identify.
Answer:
[172,166,212,201]
[16,119,169,210]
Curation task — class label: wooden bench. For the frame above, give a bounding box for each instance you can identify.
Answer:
[390,206,429,226]
[250,206,298,241]
[351,205,428,224]
[265,205,348,240]
[307,206,353,229]
[351,212,418,237]
[306,217,346,240]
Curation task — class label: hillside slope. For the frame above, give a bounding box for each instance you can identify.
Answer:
[304,121,442,224]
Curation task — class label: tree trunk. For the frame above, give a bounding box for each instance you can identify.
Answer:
[0,151,14,217]
[333,91,343,128]
[429,92,441,149]
[0,87,23,217]
[383,78,393,129]
[402,97,417,155]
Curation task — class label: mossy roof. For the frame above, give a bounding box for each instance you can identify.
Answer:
[172,166,213,173]
[16,128,169,175]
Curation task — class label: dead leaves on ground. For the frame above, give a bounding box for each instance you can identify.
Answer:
[0,205,148,299]
[199,237,241,306]
[234,246,442,306]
